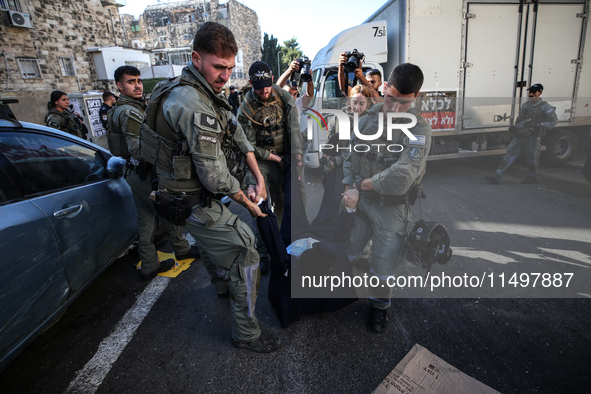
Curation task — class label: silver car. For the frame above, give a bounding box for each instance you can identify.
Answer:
[0,108,136,371]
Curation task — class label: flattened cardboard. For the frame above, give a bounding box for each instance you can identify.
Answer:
[373,344,501,394]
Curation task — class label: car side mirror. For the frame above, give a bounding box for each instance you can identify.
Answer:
[107,156,127,179]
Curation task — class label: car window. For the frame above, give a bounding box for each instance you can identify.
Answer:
[0,132,107,195]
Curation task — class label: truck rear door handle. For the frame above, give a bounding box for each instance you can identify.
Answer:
[54,204,83,218]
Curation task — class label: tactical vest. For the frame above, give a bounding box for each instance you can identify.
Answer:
[350,111,403,180]
[107,102,132,159]
[140,74,245,193]
[46,109,81,137]
[520,100,555,136]
[241,87,286,155]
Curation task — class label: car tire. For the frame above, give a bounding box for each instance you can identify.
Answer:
[544,129,578,166]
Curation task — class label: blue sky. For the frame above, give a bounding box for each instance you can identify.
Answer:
[120,0,388,59]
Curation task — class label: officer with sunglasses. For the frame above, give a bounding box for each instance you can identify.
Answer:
[342,63,432,334]
[237,61,304,273]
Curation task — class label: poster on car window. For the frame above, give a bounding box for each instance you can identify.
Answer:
[413,91,457,132]
[85,97,107,137]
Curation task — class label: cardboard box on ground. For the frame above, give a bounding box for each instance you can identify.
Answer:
[373,344,500,394]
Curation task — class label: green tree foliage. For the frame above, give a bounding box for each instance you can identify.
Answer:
[261,32,280,77]
[280,37,304,72]
[261,34,305,78]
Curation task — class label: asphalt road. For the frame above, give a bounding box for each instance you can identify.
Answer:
[1,153,590,393]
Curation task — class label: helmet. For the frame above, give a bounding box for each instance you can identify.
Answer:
[404,220,452,269]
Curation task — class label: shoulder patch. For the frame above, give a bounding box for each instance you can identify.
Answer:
[200,113,218,128]
[48,121,60,128]
[407,135,427,146]
[408,147,423,161]
[198,134,218,144]
[546,107,555,114]
[128,109,144,123]
[237,115,249,124]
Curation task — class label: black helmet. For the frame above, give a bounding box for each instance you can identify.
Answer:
[404,220,452,269]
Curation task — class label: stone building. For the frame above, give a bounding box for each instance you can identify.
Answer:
[125,0,261,88]
[0,0,132,124]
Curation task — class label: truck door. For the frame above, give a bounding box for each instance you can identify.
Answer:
[462,1,585,130]
[523,2,586,123]
[462,3,522,130]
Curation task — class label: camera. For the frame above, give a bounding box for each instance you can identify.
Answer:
[296,56,312,82]
[344,49,365,73]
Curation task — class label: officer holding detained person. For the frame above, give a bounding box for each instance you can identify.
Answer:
[236,61,304,272]
[107,65,198,281]
[139,22,281,353]
[342,63,432,333]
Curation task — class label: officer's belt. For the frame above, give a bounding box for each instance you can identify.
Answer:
[161,189,203,208]
[362,191,409,205]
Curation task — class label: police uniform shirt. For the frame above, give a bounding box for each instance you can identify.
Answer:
[342,103,432,196]
[109,95,145,161]
[516,99,557,132]
[237,86,303,161]
[99,103,112,129]
[160,62,254,197]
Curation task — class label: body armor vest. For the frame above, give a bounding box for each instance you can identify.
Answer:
[106,95,144,159]
[350,112,403,180]
[140,74,245,193]
[243,87,286,155]
[46,109,81,137]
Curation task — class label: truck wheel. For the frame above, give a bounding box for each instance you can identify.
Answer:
[545,129,578,165]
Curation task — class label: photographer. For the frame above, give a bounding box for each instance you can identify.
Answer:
[365,69,384,97]
[338,51,380,99]
[277,59,315,116]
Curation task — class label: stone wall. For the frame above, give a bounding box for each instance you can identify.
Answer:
[228,0,261,89]
[0,0,125,124]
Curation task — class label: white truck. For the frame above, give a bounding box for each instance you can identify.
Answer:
[303,0,590,168]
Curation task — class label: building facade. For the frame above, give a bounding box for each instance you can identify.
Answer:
[0,0,129,124]
[124,0,261,88]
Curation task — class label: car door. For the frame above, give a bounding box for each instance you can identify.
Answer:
[0,153,70,366]
[0,129,136,292]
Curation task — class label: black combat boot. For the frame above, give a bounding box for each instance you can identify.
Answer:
[370,307,388,333]
[141,258,176,281]
[175,245,201,260]
[233,332,282,353]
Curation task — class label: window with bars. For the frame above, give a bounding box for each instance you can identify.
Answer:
[0,0,23,12]
[59,57,76,77]
[17,58,41,79]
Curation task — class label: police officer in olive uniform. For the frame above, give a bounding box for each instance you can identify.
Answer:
[236,61,304,271]
[342,63,432,333]
[139,22,280,353]
[99,91,116,129]
[485,83,558,184]
[108,65,197,281]
[45,90,84,138]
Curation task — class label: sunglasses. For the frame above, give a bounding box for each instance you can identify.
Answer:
[250,71,273,81]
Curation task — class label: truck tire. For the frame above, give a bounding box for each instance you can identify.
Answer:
[545,129,578,166]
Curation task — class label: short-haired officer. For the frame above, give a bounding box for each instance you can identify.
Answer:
[108,65,198,281]
[485,83,557,184]
[140,22,280,353]
[342,63,432,333]
[100,91,116,129]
